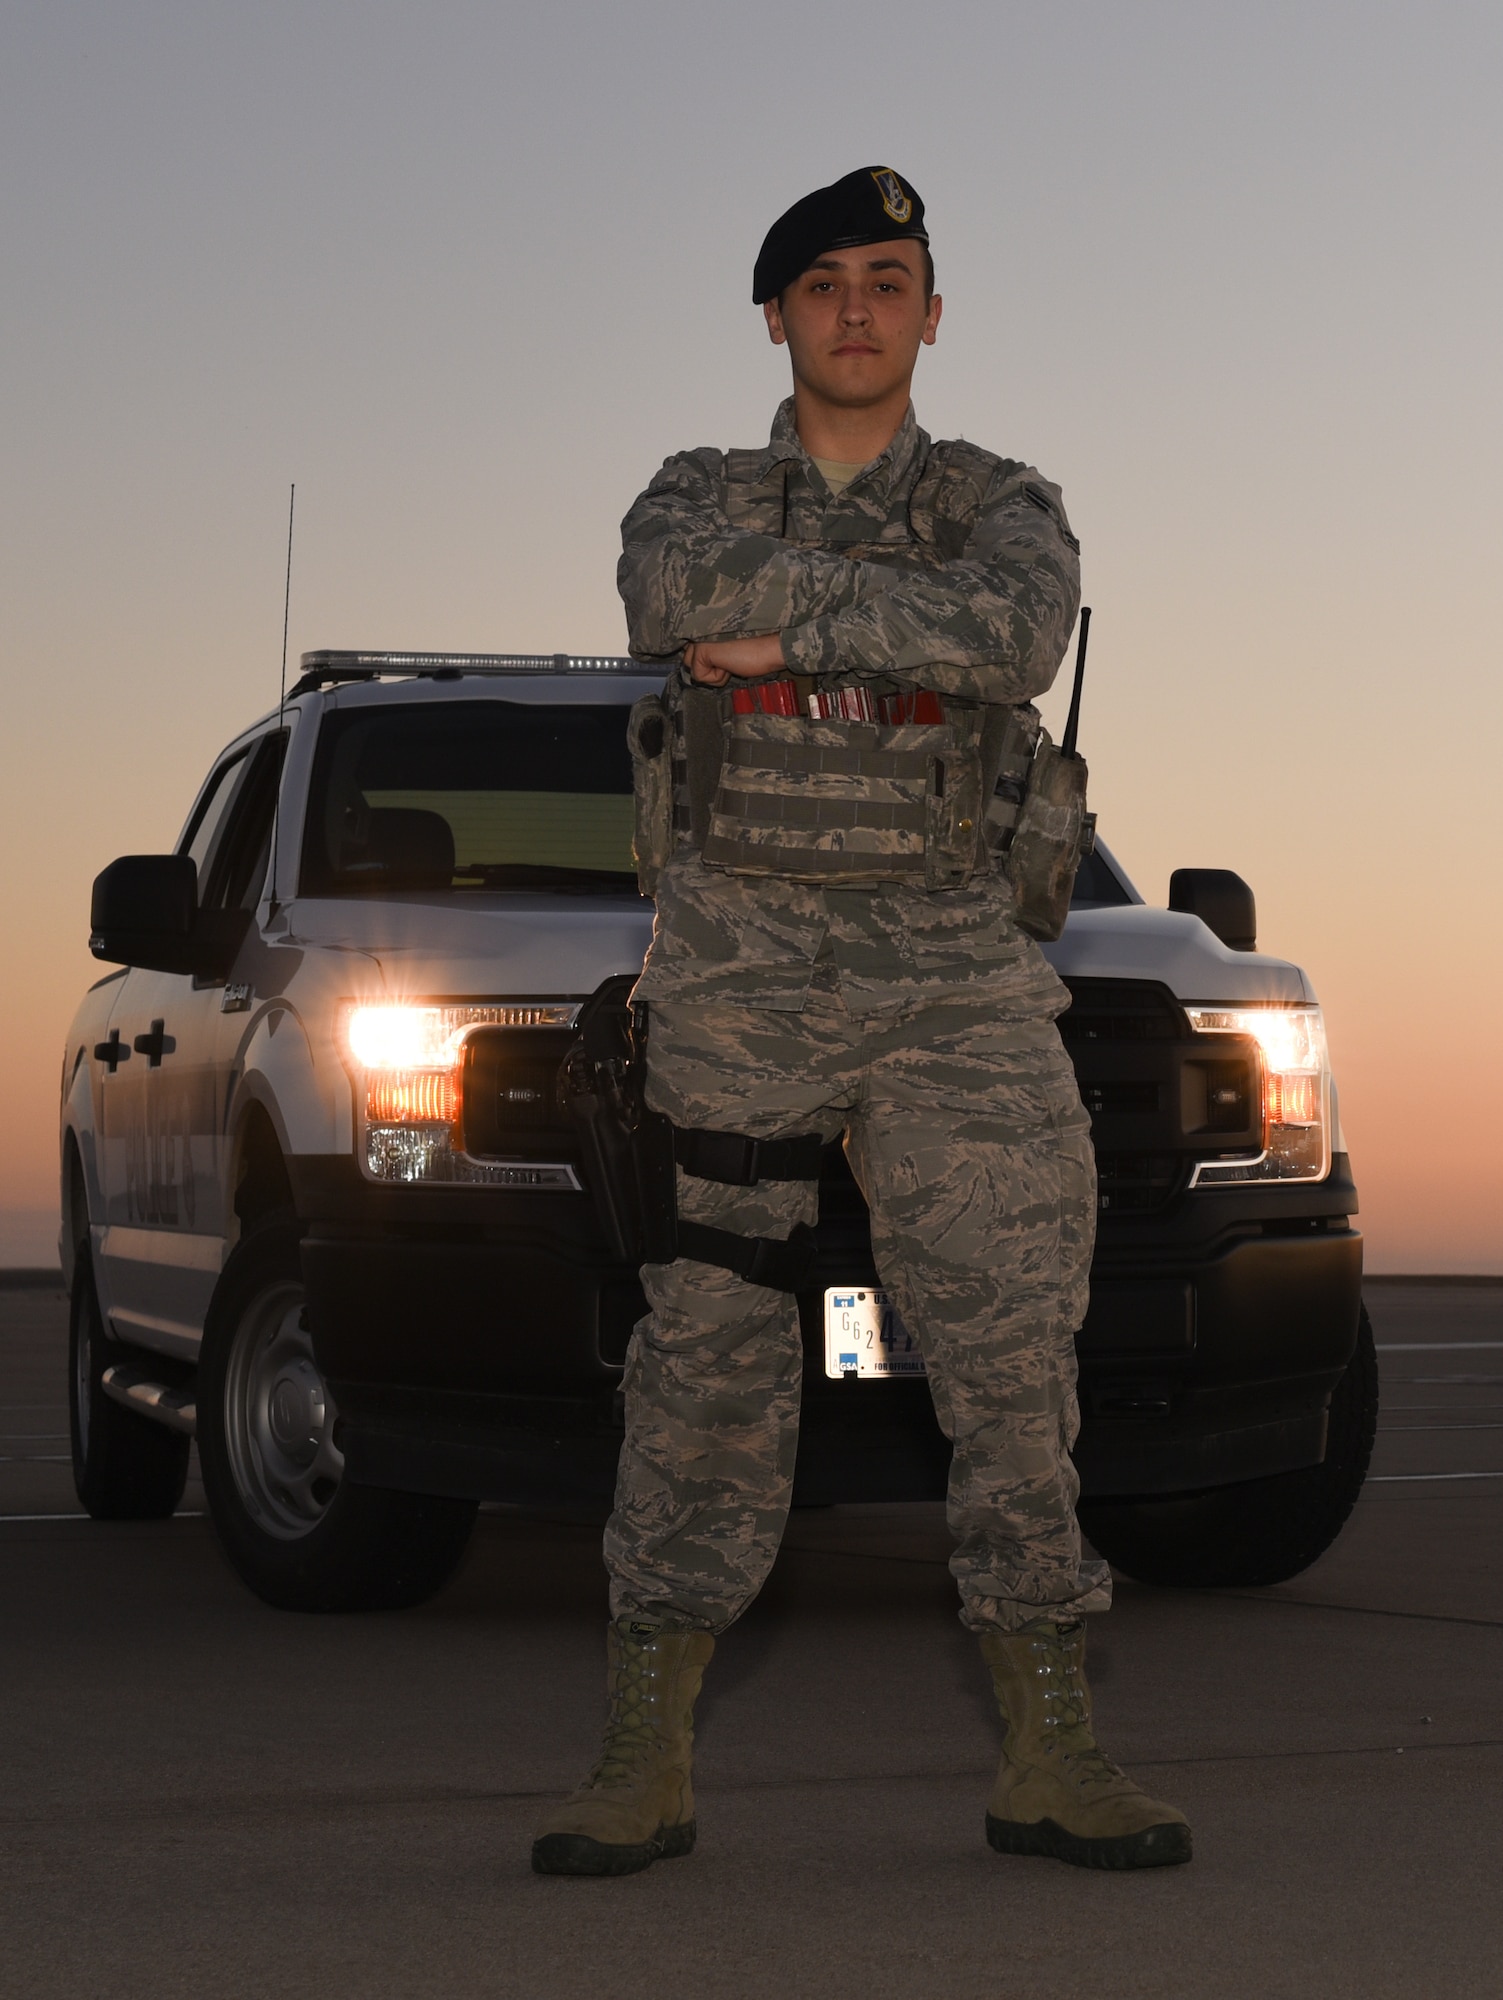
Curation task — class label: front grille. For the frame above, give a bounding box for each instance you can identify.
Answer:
[452,980,1235,1233]
[1079,1081,1160,1116]
[1061,981,1197,1217]
[1093,1151,1189,1215]
[1057,979,1186,1047]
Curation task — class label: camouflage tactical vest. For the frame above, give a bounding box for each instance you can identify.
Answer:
[629,440,1035,893]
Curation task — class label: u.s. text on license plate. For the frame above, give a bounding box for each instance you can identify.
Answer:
[823,1287,926,1379]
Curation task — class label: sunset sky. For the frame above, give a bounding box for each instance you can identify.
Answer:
[2,2,1498,1270]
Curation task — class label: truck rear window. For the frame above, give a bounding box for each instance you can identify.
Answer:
[300,701,640,896]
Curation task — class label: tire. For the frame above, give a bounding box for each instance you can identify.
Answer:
[1077,1304,1379,1590]
[69,1242,191,1520]
[197,1214,477,1612]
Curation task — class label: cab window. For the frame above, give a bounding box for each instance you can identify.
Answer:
[201,735,288,913]
[300,701,638,896]
[179,750,251,885]
[1069,847,1132,908]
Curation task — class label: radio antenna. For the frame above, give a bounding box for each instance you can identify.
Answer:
[1061,604,1090,760]
[268,483,295,914]
[279,483,295,715]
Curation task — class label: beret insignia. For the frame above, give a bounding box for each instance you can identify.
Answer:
[871,168,913,225]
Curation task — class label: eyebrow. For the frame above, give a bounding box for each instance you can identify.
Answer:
[807,254,915,276]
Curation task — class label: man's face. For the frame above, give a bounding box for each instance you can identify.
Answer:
[763,240,941,411]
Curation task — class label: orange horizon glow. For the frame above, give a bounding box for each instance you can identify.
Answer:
[1,7,1499,1275]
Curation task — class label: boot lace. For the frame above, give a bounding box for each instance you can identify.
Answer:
[1028,1634,1125,1792]
[589,1640,669,1790]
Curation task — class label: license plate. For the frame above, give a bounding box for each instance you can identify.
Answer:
[823,1287,926,1379]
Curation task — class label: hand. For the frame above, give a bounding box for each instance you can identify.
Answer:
[683,634,787,687]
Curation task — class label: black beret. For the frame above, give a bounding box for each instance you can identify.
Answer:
[753,166,928,305]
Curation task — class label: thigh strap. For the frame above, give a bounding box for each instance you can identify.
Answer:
[673,1219,819,1292]
[673,1125,825,1186]
[669,1122,824,1291]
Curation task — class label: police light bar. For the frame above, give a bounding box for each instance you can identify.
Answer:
[294,649,646,691]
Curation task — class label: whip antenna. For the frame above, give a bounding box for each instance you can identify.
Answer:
[280,483,295,715]
[1061,605,1090,760]
[269,483,295,912]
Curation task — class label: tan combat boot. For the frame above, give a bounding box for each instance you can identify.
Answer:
[531,1619,715,1877]
[980,1620,1192,1870]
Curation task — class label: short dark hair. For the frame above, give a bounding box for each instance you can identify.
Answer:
[780,247,935,309]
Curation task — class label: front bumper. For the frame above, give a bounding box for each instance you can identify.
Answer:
[295,1151,1364,1508]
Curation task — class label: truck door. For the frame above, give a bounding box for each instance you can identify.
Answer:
[96,736,285,1355]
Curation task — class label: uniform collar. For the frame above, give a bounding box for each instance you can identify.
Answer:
[758,397,926,494]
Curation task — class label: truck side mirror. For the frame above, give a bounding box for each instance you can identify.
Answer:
[89,855,247,978]
[1169,868,1257,952]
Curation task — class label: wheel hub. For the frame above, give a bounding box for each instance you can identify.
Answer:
[223,1282,345,1540]
[267,1362,325,1460]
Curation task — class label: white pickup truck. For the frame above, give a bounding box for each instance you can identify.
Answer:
[61,652,1374,1611]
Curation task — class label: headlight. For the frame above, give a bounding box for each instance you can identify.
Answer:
[339,1000,582,1187]
[346,1001,577,1069]
[347,1005,465,1072]
[1185,1003,1331,1186]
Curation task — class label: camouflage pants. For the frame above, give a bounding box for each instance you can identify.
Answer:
[603,973,1113,1635]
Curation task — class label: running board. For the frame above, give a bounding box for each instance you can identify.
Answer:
[100,1364,197,1437]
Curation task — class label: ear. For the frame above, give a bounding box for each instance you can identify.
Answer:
[921,293,943,347]
[763,298,788,347]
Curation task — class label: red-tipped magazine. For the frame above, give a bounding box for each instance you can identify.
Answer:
[731,679,798,715]
[878,690,944,724]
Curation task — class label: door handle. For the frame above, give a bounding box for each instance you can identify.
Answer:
[93,1029,131,1072]
[133,1019,177,1068]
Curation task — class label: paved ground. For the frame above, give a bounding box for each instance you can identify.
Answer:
[1,1279,1499,2000]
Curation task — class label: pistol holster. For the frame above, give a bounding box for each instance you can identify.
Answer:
[563,979,821,1294]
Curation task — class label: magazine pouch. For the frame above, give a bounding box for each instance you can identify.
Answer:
[699,710,986,888]
[627,691,673,896]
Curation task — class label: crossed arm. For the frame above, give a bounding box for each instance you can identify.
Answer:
[681,633,785,686]
[618,446,1082,703]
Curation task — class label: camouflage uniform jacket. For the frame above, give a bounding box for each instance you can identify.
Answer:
[621,399,1082,1020]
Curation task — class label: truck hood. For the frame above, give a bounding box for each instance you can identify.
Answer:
[284,893,1312,1008]
[285,894,657,999]
[1045,906,1313,1004]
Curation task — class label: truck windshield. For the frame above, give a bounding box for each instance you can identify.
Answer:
[300,700,640,896]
